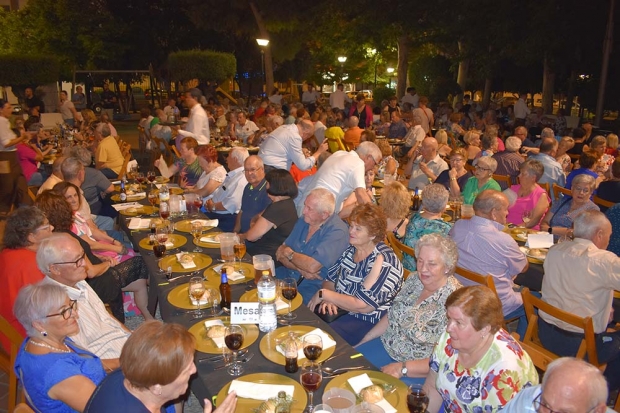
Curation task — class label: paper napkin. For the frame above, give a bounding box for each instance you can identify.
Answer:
[228,380,294,400]
[526,233,554,249]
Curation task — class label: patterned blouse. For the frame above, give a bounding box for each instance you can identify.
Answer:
[377,156,399,180]
[381,275,462,362]
[402,213,452,272]
[327,242,403,325]
[556,153,572,175]
[549,197,599,240]
[174,157,202,187]
[430,329,539,413]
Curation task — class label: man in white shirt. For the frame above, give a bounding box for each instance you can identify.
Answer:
[514,92,530,127]
[204,147,250,232]
[162,98,179,119]
[405,137,448,190]
[38,233,130,365]
[234,111,259,145]
[176,88,210,145]
[258,120,327,171]
[302,83,321,114]
[329,83,351,110]
[37,156,64,195]
[396,115,426,157]
[401,87,419,108]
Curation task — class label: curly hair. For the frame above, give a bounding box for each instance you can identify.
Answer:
[35,190,74,232]
[349,203,387,242]
[196,144,218,163]
[2,206,47,249]
[52,181,82,210]
[379,182,411,220]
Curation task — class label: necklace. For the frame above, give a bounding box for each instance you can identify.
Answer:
[29,339,72,353]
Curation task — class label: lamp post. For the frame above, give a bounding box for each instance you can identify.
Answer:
[387,67,394,89]
[337,56,347,83]
[256,38,269,96]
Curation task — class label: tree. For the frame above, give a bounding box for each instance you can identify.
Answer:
[168,50,236,84]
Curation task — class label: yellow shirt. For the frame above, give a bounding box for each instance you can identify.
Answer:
[95,136,124,174]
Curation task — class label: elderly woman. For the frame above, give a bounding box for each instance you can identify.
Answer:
[475,133,498,159]
[308,204,404,345]
[597,157,620,208]
[357,234,462,385]
[606,133,619,157]
[380,181,411,238]
[36,190,152,322]
[85,321,237,413]
[423,285,539,413]
[434,148,472,197]
[556,136,575,175]
[240,169,298,263]
[566,150,601,190]
[14,282,106,413]
[504,160,550,229]
[434,129,452,158]
[492,136,523,188]
[186,144,226,198]
[155,136,202,188]
[402,184,451,272]
[463,130,481,164]
[376,139,398,180]
[540,174,599,240]
[461,155,501,204]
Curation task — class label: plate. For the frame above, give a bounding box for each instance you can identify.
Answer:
[324,370,408,412]
[167,284,221,310]
[138,233,187,250]
[120,205,158,217]
[216,373,306,412]
[188,316,259,354]
[193,233,224,248]
[519,246,547,263]
[158,253,213,273]
[155,176,170,184]
[175,219,216,233]
[442,213,452,222]
[259,326,335,365]
[241,290,302,315]
[204,263,255,286]
[111,193,146,202]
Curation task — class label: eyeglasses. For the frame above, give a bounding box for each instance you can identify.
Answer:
[245,167,263,173]
[532,393,598,413]
[572,186,591,194]
[450,158,464,163]
[475,165,492,172]
[46,300,78,320]
[53,251,86,268]
[34,223,52,232]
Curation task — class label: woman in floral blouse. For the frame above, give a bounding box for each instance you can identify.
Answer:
[357,234,462,386]
[424,285,538,413]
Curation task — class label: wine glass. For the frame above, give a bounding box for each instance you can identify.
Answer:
[225,325,245,376]
[153,238,167,273]
[136,172,145,189]
[148,190,158,216]
[191,221,203,253]
[206,287,221,316]
[188,276,206,319]
[521,210,532,226]
[193,195,204,217]
[302,334,323,362]
[300,361,322,413]
[155,226,169,272]
[147,171,156,189]
[407,384,430,413]
[280,277,298,323]
[233,236,246,275]
[159,201,170,220]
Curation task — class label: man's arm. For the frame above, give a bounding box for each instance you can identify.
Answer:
[276,244,323,278]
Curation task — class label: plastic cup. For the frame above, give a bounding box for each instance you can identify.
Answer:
[322,388,356,413]
[461,204,474,219]
[219,233,237,262]
[253,254,275,285]
[314,405,335,413]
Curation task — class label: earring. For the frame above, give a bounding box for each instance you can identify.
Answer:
[41,331,48,337]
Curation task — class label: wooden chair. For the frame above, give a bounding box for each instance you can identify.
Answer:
[13,403,35,413]
[0,315,26,411]
[492,174,512,189]
[171,144,181,160]
[593,195,614,210]
[521,287,600,366]
[510,332,557,372]
[386,232,414,263]
[454,266,498,297]
[27,186,39,203]
[538,182,551,198]
[552,183,571,201]
[137,125,148,158]
[151,136,173,165]
[116,152,132,181]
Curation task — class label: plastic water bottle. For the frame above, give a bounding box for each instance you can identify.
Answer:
[257,270,277,332]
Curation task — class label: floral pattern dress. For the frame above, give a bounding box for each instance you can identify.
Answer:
[402,213,452,272]
[430,329,539,413]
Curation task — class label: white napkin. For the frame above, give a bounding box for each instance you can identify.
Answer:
[275,298,289,311]
[165,240,174,248]
[200,235,221,244]
[347,374,397,413]
[212,264,245,281]
[112,202,141,211]
[276,328,337,360]
[126,192,146,200]
[228,380,294,400]
[204,319,225,347]
[526,233,554,249]
[192,219,219,227]
[176,253,196,269]
[128,218,151,229]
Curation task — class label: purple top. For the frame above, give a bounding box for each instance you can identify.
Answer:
[506,184,550,230]
[16,143,38,181]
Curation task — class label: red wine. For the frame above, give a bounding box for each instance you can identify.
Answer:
[193,199,202,208]
[137,177,145,184]
[301,372,322,392]
[148,175,156,183]
[153,244,166,258]
[285,356,298,373]
[282,287,298,301]
[303,345,322,361]
[160,211,170,220]
[407,392,429,413]
[225,333,243,350]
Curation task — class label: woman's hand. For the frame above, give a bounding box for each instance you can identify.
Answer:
[204,392,237,413]
[307,291,322,312]
[319,301,339,315]
[381,362,404,379]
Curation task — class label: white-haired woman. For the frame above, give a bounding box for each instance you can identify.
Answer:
[461,156,501,205]
[504,159,550,229]
[463,130,481,164]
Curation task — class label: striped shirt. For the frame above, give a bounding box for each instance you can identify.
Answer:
[327,242,403,324]
[43,277,129,359]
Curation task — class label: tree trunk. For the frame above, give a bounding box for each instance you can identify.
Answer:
[249,2,274,97]
[542,55,555,115]
[396,35,409,99]
[565,68,577,115]
[482,78,492,110]
[455,41,469,108]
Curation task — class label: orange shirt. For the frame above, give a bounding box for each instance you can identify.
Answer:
[290,164,316,184]
[344,126,363,149]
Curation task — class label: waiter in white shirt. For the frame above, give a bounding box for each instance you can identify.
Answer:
[175,88,210,145]
[329,83,351,110]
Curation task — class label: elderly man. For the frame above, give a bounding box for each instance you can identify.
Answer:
[343,116,363,149]
[234,155,270,233]
[503,357,613,413]
[38,233,129,365]
[68,146,114,216]
[176,88,210,145]
[492,136,524,188]
[395,114,426,158]
[37,156,64,194]
[203,147,249,232]
[404,137,449,190]
[258,120,327,172]
[276,188,349,302]
[295,141,382,217]
[94,123,124,179]
[234,110,259,145]
[515,125,537,149]
[387,111,407,139]
[450,190,529,337]
[539,210,620,391]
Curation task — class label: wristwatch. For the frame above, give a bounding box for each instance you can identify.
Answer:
[548,227,553,234]
[287,251,294,261]
[401,362,408,377]
[318,289,323,301]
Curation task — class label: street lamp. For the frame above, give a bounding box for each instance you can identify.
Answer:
[337,56,347,83]
[256,38,269,95]
[387,67,394,89]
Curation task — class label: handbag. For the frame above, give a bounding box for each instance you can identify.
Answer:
[314,306,348,323]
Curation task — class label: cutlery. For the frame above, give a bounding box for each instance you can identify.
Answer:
[214,352,254,370]
[322,366,366,376]
[198,348,248,363]
[320,352,347,365]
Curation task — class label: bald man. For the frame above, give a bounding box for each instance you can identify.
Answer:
[404,137,448,190]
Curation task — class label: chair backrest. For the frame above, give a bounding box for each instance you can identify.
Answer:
[13,403,35,413]
[150,136,173,164]
[116,152,132,180]
[492,174,512,189]
[510,332,557,372]
[454,266,498,296]
[386,232,415,263]
[464,163,475,173]
[521,287,600,366]
[0,315,26,411]
[538,182,551,198]
[552,183,571,201]
[593,195,614,210]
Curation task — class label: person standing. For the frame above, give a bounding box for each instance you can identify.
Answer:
[72,85,87,111]
[0,99,30,212]
[514,92,530,127]
[100,83,117,121]
[176,88,210,145]
[59,91,79,127]
[329,83,351,110]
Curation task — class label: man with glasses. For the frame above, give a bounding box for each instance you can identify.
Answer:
[503,357,612,412]
[234,155,270,233]
[38,233,129,365]
[404,137,448,191]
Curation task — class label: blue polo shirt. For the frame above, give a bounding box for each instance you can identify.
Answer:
[239,178,270,232]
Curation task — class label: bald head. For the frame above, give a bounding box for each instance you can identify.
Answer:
[420,137,438,161]
[349,116,359,128]
[244,155,265,186]
[297,119,315,140]
[473,190,509,224]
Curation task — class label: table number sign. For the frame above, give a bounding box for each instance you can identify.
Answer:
[230,302,260,324]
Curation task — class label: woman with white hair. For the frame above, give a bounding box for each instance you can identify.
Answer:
[504,159,550,229]
[14,282,106,412]
[461,156,501,204]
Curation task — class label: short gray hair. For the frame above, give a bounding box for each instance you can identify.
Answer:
[473,190,507,215]
[573,210,609,240]
[415,233,459,275]
[504,136,522,152]
[356,141,382,164]
[520,159,544,181]
[37,233,74,276]
[188,88,202,101]
[572,173,596,192]
[229,147,250,165]
[60,157,84,181]
[421,183,449,213]
[540,127,555,139]
[590,135,607,149]
[2,206,47,249]
[307,188,335,215]
[98,123,111,137]
[68,146,93,167]
[13,281,68,337]
[477,155,497,173]
[542,357,608,408]
[51,156,65,176]
[412,115,423,125]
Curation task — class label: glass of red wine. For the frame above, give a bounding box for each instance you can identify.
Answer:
[136,172,145,188]
[224,325,245,376]
[302,334,323,362]
[300,361,322,413]
[153,239,167,273]
[155,227,169,273]
[147,171,156,189]
[280,277,298,323]
[159,201,170,220]
[407,384,429,413]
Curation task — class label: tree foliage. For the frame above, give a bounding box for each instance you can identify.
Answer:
[0,55,60,86]
[168,50,236,83]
